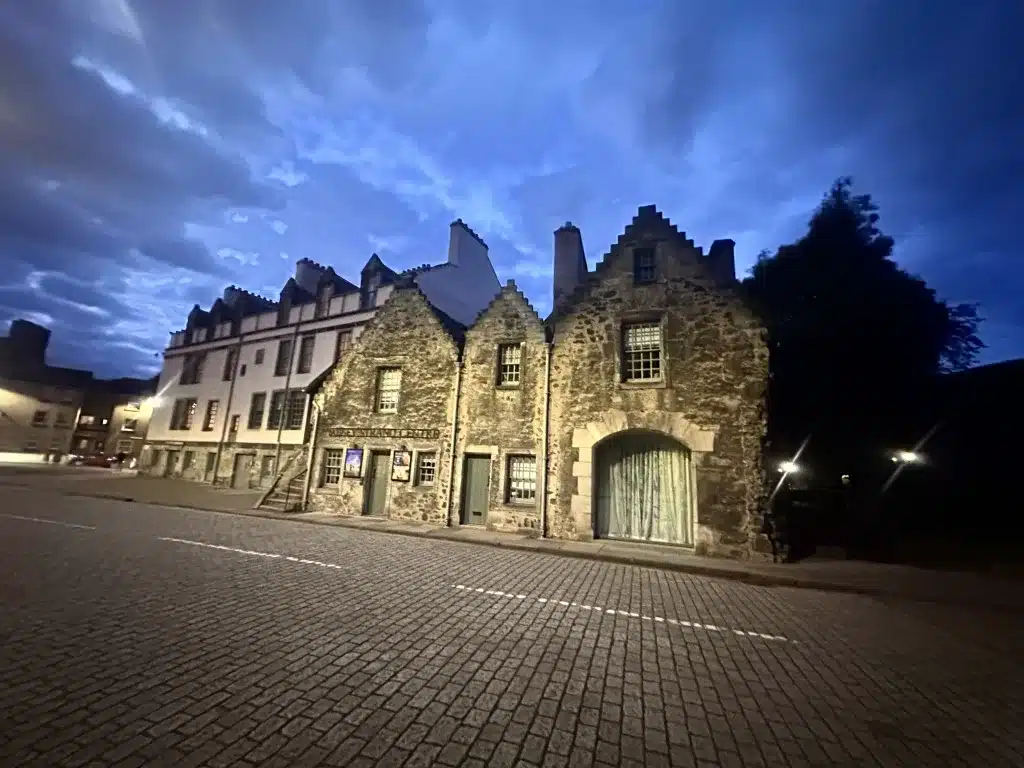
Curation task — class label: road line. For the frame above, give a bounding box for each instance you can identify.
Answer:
[0,513,95,530]
[158,537,346,569]
[451,584,795,644]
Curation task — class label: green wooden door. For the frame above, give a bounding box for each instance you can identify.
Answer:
[461,455,490,525]
[365,452,390,516]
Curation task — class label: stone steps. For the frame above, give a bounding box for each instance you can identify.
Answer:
[259,475,306,513]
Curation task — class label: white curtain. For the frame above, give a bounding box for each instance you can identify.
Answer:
[596,433,693,545]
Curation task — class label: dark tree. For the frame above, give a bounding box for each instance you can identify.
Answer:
[742,177,984,474]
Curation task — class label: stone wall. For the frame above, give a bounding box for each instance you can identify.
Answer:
[453,282,547,533]
[307,286,461,524]
[140,439,302,489]
[546,209,769,559]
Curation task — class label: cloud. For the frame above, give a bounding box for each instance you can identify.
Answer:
[0,0,1019,377]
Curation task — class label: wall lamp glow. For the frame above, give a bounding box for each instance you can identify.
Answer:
[779,460,800,474]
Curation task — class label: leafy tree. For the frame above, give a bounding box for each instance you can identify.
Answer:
[742,177,984,473]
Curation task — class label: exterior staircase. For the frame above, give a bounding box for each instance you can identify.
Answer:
[255,451,307,513]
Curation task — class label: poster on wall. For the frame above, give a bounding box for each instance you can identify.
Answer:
[391,450,412,482]
[343,448,363,478]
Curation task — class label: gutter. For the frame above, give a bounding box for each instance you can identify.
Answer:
[444,356,464,527]
[212,338,244,483]
[300,398,320,511]
[539,341,552,538]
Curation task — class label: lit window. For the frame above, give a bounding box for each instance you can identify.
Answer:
[498,344,522,386]
[634,247,656,283]
[202,401,219,431]
[79,415,95,426]
[417,453,437,485]
[623,323,662,382]
[507,455,536,504]
[376,368,401,413]
[322,449,344,485]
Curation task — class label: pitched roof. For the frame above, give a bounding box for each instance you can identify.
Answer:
[468,280,544,331]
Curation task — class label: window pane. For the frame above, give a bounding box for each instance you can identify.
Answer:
[376,368,401,413]
[623,323,662,381]
[417,453,437,485]
[507,455,536,503]
[499,344,521,385]
[323,449,344,485]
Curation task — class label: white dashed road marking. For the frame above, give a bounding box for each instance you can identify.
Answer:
[156,537,794,644]
[0,513,95,530]
[452,584,795,644]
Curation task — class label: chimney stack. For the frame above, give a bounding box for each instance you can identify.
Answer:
[553,222,588,311]
[707,239,736,285]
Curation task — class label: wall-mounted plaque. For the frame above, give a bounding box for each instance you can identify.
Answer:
[391,450,412,482]
[327,427,440,440]
[343,448,363,478]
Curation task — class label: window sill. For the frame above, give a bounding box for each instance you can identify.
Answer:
[496,384,521,391]
[619,379,668,390]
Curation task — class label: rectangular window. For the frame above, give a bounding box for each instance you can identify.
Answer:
[170,398,198,430]
[229,415,239,433]
[507,455,537,504]
[31,410,47,427]
[322,449,344,485]
[202,400,219,431]
[296,335,315,374]
[498,344,522,386]
[274,339,293,376]
[254,348,265,365]
[316,286,332,319]
[267,390,287,429]
[634,247,656,284]
[79,415,95,426]
[334,330,353,363]
[222,348,238,381]
[247,392,266,429]
[179,353,206,385]
[416,453,437,486]
[623,322,662,382]
[121,418,138,432]
[285,390,305,430]
[375,368,401,413]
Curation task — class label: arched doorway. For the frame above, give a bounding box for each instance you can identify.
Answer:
[594,430,695,546]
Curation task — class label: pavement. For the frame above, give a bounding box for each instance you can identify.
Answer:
[1,486,1023,767]
[1,467,1022,611]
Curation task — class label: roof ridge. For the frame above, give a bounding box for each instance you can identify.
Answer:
[468,280,544,330]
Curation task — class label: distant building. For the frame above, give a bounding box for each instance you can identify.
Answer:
[303,207,770,560]
[0,319,154,461]
[141,219,502,488]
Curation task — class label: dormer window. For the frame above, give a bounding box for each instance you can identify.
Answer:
[633,247,656,284]
[363,276,380,310]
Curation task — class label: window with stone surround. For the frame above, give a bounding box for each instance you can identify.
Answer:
[506,455,536,504]
[633,247,656,284]
[622,322,662,382]
[375,368,401,413]
[497,344,522,386]
[416,453,437,486]
[322,449,344,485]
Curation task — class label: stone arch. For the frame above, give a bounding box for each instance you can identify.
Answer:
[568,410,717,541]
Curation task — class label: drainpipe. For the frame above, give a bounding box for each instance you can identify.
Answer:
[539,341,552,538]
[212,338,243,484]
[273,324,302,474]
[301,399,320,510]
[444,355,464,527]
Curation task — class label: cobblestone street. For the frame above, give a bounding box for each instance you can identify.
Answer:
[1,486,1022,767]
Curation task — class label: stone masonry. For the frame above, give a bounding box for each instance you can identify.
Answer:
[452,282,548,534]
[308,285,461,524]
[546,208,770,559]
[141,440,303,490]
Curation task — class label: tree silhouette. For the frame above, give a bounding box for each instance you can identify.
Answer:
[742,177,984,475]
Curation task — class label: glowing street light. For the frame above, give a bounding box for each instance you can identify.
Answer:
[779,460,800,474]
[892,451,920,464]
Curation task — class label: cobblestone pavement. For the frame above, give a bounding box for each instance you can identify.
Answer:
[1,488,1022,767]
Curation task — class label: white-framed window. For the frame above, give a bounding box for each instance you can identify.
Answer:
[285,390,305,430]
[623,322,662,382]
[322,449,344,485]
[498,344,522,386]
[417,453,437,486]
[506,455,536,504]
[376,368,401,413]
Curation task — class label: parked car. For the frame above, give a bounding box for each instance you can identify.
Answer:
[69,453,117,468]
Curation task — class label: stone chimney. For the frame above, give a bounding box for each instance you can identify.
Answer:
[294,258,325,294]
[553,222,588,311]
[707,239,736,285]
[447,219,488,266]
[222,286,242,307]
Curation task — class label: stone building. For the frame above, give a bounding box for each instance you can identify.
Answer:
[141,219,500,490]
[303,206,769,559]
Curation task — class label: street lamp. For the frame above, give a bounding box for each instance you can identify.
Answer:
[779,460,800,474]
[892,450,920,464]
